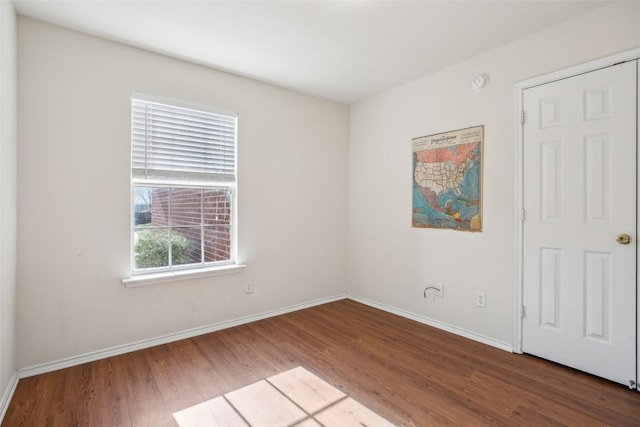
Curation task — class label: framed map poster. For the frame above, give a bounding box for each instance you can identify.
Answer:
[412,125,483,231]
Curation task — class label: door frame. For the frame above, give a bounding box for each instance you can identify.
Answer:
[513,48,640,383]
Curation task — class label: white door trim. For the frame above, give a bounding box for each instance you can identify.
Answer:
[513,47,640,355]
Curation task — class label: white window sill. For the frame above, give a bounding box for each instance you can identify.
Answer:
[122,264,246,288]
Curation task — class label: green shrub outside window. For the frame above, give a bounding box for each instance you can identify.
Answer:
[134,230,190,268]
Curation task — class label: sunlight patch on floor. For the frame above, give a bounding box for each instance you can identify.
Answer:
[173,366,395,427]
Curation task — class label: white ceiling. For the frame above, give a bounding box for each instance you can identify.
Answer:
[13,0,611,104]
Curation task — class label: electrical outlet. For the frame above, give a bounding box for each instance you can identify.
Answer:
[245,283,253,294]
[476,291,486,308]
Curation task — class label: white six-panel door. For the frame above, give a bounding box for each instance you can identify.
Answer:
[522,61,637,386]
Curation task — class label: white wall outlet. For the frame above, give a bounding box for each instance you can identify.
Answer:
[245,283,253,294]
[476,291,486,308]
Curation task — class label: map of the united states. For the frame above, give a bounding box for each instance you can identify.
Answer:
[412,126,482,231]
[413,142,478,196]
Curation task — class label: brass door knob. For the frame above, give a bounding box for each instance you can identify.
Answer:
[617,233,631,245]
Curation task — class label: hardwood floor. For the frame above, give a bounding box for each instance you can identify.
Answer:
[4,299,640,426]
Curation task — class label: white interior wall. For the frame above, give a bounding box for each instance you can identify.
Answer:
[0,0,17,402]
[16,17,349,368]
[348,2,640,347]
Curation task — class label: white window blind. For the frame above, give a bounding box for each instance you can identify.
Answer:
[132,98,237,182]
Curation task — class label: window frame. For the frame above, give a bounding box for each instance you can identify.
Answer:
[125,93,242,284]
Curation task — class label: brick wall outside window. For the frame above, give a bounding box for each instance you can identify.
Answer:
[149,188,231,263]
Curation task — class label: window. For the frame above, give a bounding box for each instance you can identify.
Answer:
[130,95,237,275]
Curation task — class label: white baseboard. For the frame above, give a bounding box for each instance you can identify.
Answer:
[348,294,513,353]
[0,372,18,422]
[18,292,512,379]
[19,293,347,379]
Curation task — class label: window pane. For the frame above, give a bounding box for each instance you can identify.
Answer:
[204,225,231,262]
[171,188,202,226]
[172,228,202,266]
[134,229,169,269]
[150,188,170,226]
[204,189,231,225]
[134,187,152,226]
[133,185,233,271]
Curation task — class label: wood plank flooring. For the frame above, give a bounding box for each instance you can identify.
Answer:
[4,299,640,426]
[172,366,394,426]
